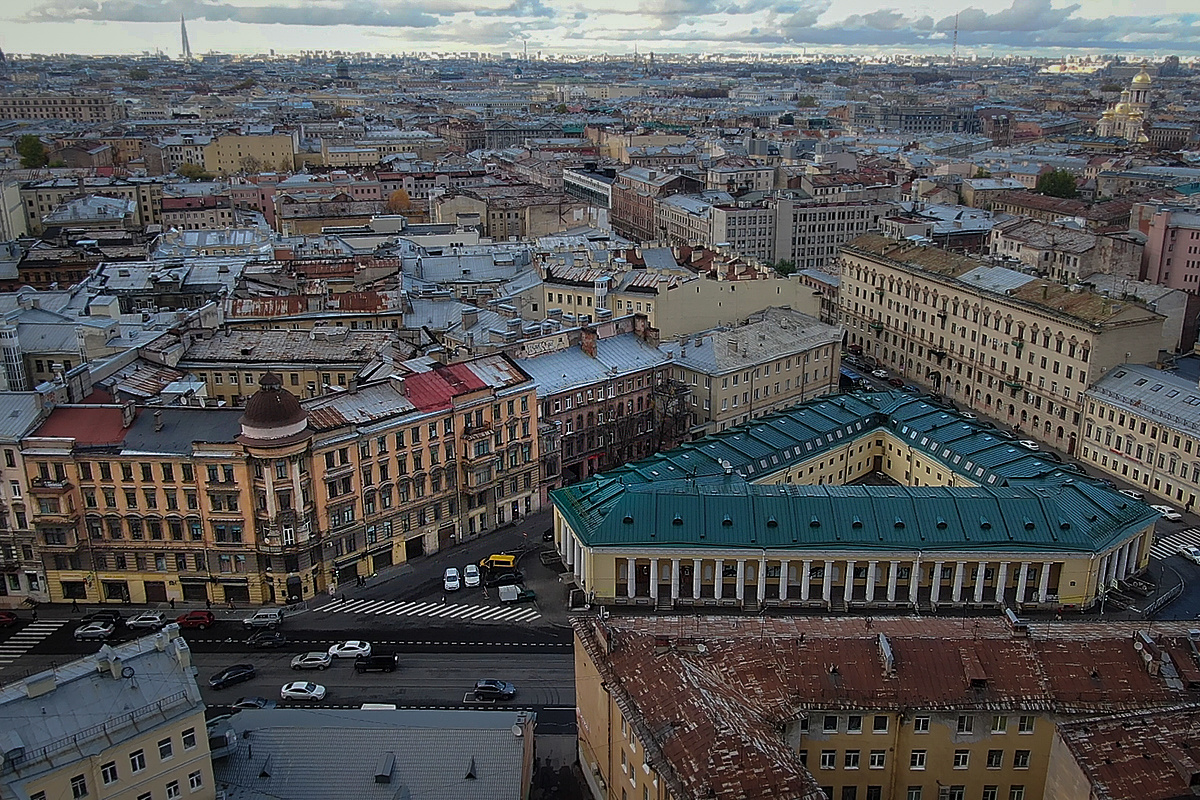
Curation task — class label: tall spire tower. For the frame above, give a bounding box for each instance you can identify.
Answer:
[180,14,193,62]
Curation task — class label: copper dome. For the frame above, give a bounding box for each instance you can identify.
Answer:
[240,372,307,430]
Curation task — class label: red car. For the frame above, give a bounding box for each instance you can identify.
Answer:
[175,610,215,630]
[0,610,17,627]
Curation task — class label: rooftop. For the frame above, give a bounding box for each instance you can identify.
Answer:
[659,307,842,375]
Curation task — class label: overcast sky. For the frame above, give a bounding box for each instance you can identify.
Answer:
[3,0,1198,58]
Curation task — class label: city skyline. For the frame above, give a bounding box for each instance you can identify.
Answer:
[2,0,1199,59]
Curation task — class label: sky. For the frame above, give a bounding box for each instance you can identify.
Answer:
[3,0,1200,58]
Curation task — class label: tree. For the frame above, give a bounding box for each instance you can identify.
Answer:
[796,95,818,108]
[177,162,213,181]
[833,76,856,87]
[1099,83,1123,93]
[385,189,412,214]
[128,66,151,81]
[1036,169,1079,199]
[772,260,798,276]
[553,103,568,114]
[239,155,262,174]
[778,113,795,126]
[16,135,49,168]
[974,168,992,178]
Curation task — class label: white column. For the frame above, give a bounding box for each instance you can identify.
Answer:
[692,558,701,599]
[779,559,790,601]
[1016,562,1030,605]
[626,558,636,598]
[1117,542,1132,578]
[994,561,1009,604]
[843,559,856,603]
[1038,561,1052,603]
[714,559,724,600]
[908,560,920,605]
[649,558,659,601]
[735,559,746,601]
[822,559,834,602]
[973,561,987,603]
[886,560,899,602]
[574,538,583,584]
[563,532,574,567]
[670,558,680,601]
[1106,548,1121,586]
[952,561,966,603]
[866,560,879,603]
[801,560,812,601]
[930,561,945,604]
[756,557,767,603]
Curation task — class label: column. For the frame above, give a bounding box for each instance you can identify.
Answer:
[908,559,920,605]
[756,557,767,603]
[822,559,834,603]
[866,560,879,603]
[692,558,701,599]
[973,561,987,603]
[574,538,583,584]
[649,558,660,601]
[952,561,966,603]
[1037,561,1052,603]
[994,561,1009,604]
[1015,562,1030,605]
[779,559,790,601]
[563,531,573,567]
[714,559,724,600]
[735,559,746,602]
[263,465,277,517]
[886,560,899,602]
[626,558,636,598]
[1117,542,1131,579]
[801,560,812,601]
[930,561,945,604]
[1106,548,1121,586]
[670,558,680,601]
[844,560,856,603]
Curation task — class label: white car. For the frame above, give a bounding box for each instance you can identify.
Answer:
[290,651,332,671]
[1179,545,1200,565]
[74,621,115,641]
[280,681,326,701]
[1118,489,1145,501]
[1151,504,1184,522]
[1017,440,1040,450]
[870,369,889,379]
[444,567,461,592]
[463,564,481,588]
[328,640,371,659]
[126,611,167,630]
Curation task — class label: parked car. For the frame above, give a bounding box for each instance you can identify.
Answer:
[443,567,461,592]
[1118,489,1145,501]
[899,384,921,394]
[1017,440,1040,451]
[479,553,517,571]
[542,527,555,542]
[232,696,277,710]
[126,611,167,630]
[247,630,288,649]
[290,651,332,671]
[208,664,256,689]
[993,429,1017,440]
[74,621,115,641]
[886,377,905,388]
[484,570,525,588]
[473,679,516,701]
[463,564,481,588]
[176,610,215,630]
[1179,545,1200,565]
[1152,505,1184,522]
[280,681,326,701]
[959,411,977,420]
[328,640,371,659]
[498,585,537,603]
[242,609,285,629]
[870,369,889,379]
[81,610,124,628]
[0,610,18,627]
[355,653,399,673]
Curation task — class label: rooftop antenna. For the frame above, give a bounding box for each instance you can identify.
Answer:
[951,13,959,68]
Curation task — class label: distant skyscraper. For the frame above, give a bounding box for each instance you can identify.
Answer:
[180,15,193,61]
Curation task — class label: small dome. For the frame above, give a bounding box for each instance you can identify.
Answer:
[1114,102,1130,114]
[239,372,308,442]
[1132,66,1152,86]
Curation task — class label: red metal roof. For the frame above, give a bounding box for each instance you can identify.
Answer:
[402,363,489,412]
[32,406,130,446]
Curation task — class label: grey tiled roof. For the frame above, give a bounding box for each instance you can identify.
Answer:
[516,332,668,395]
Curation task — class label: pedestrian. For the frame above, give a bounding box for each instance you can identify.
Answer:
[71,598,79,613]
[169,598,176,610]
[205,597,212,610]
[32,607,38,622]
[441,594,446,603]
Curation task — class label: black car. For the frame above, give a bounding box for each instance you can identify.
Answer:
[209,664,257,689]
[484,570,525,588]
[542,527,554,542]
[355,653,399,673]
[81,610,124,628]
[473,679,516,700]
[247,631,288,649]
[232,696,277,710]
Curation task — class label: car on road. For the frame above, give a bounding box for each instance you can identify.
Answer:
[208,664,256,689]
[290,651,332,671]
[328,640,371,659]
[247,631,288,649]
[959,411,977,420]
[176,610,215,630]
[899,384,921,394]
[74,621,116,641]
[1179,545,1200,565]
[355,653,399,673]
[242,609,284,629]
[280,681,326,701]
[473,679,516,701]
[81,610,124,628]
[480,553,517,572]
[0,610,18,627]
[126,611,167,630]
[1118,489,1145,501]
[886,377,905,388]
[463,564,481,588]
[499,585,537,603]
[484,570,525,588]
[1017,440,1040,450]
[870,369,889,379]
[232,696,277,710]
[443,567,461,592]
[1152,505,1184,522]
[542,528,555,542]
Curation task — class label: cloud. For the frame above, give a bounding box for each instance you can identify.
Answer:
[938,0,1077,33]
[24,0,464,27]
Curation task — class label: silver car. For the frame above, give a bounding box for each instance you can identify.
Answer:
[74,621,115,640]
[290,651,332,671]
[126,611,167,630]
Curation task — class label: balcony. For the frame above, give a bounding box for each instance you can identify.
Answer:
[869,321,885,331]
[1003,378,1024,390]
[462,423,493,441]
[29,477,72,494]
[929,349,947,359]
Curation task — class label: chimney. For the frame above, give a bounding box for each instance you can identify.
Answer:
[120,401,136,428]
[581,326,598,359]
[154,409,164,432]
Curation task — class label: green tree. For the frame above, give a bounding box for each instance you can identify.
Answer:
[1035,169,1079,199]
[128,66,151,81]
[554,103,568,113]
[772,259,798,276]
[1099,82,1122,93]
[16,135,49,168]
[974,168,992,178]
[833,76,856,87]
[385,189,412,214]
[177,162,213,181]
[797,95,818,108]
[778,113,795,126]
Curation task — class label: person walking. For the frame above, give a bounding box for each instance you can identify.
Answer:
[71,598,79,613]
[32,607,38,622]
[205,597,212,610]
[169,598,176,610]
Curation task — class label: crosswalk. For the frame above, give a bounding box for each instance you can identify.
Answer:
[313,597,541,624]
[1150,527,1200,561]
[0,620,66,667]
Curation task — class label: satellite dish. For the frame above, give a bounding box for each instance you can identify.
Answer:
[511,725,524,737]
[121,666,136,679]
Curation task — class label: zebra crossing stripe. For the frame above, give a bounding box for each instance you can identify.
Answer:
[311,596,542,623]
[386,602,423,615]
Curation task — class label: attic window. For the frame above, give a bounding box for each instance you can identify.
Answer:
[893,518,905,529]
[622,515,634,524]
[722,515,733,527]
[672,515,684,526]
[809,516,820,528]
[1059,521,1071,530]
[851,517,863,529]
[767,516,779,528]
[1023,519,1036,531]
[979,518,992,530]
[936,517,948,530]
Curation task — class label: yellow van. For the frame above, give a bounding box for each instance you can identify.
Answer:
[479,553,517,571]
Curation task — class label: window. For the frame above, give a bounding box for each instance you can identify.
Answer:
[1009,788,1025,800]
[823,715,838,733]
[910,750,926,770]
[101,762,119,784]
[957,714,974,734]
[869,750,885,769]
[953,749,970,769]
[187,772,202,793]
[987,749,1003,769]
[820,750,836,770]
[1017,715,1035,734]
[166,782,181,800]
[872,715,888,733]
[847,714,863,733]
[158,737,173,760]
[983,788,998,800]
[992,715,1008,733]
[907,789,922,800]
[845,750,860,769]
[1014,750,1031,769]
[130,749,146,773]
[71,775,88,798]
[913,715,930,733]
